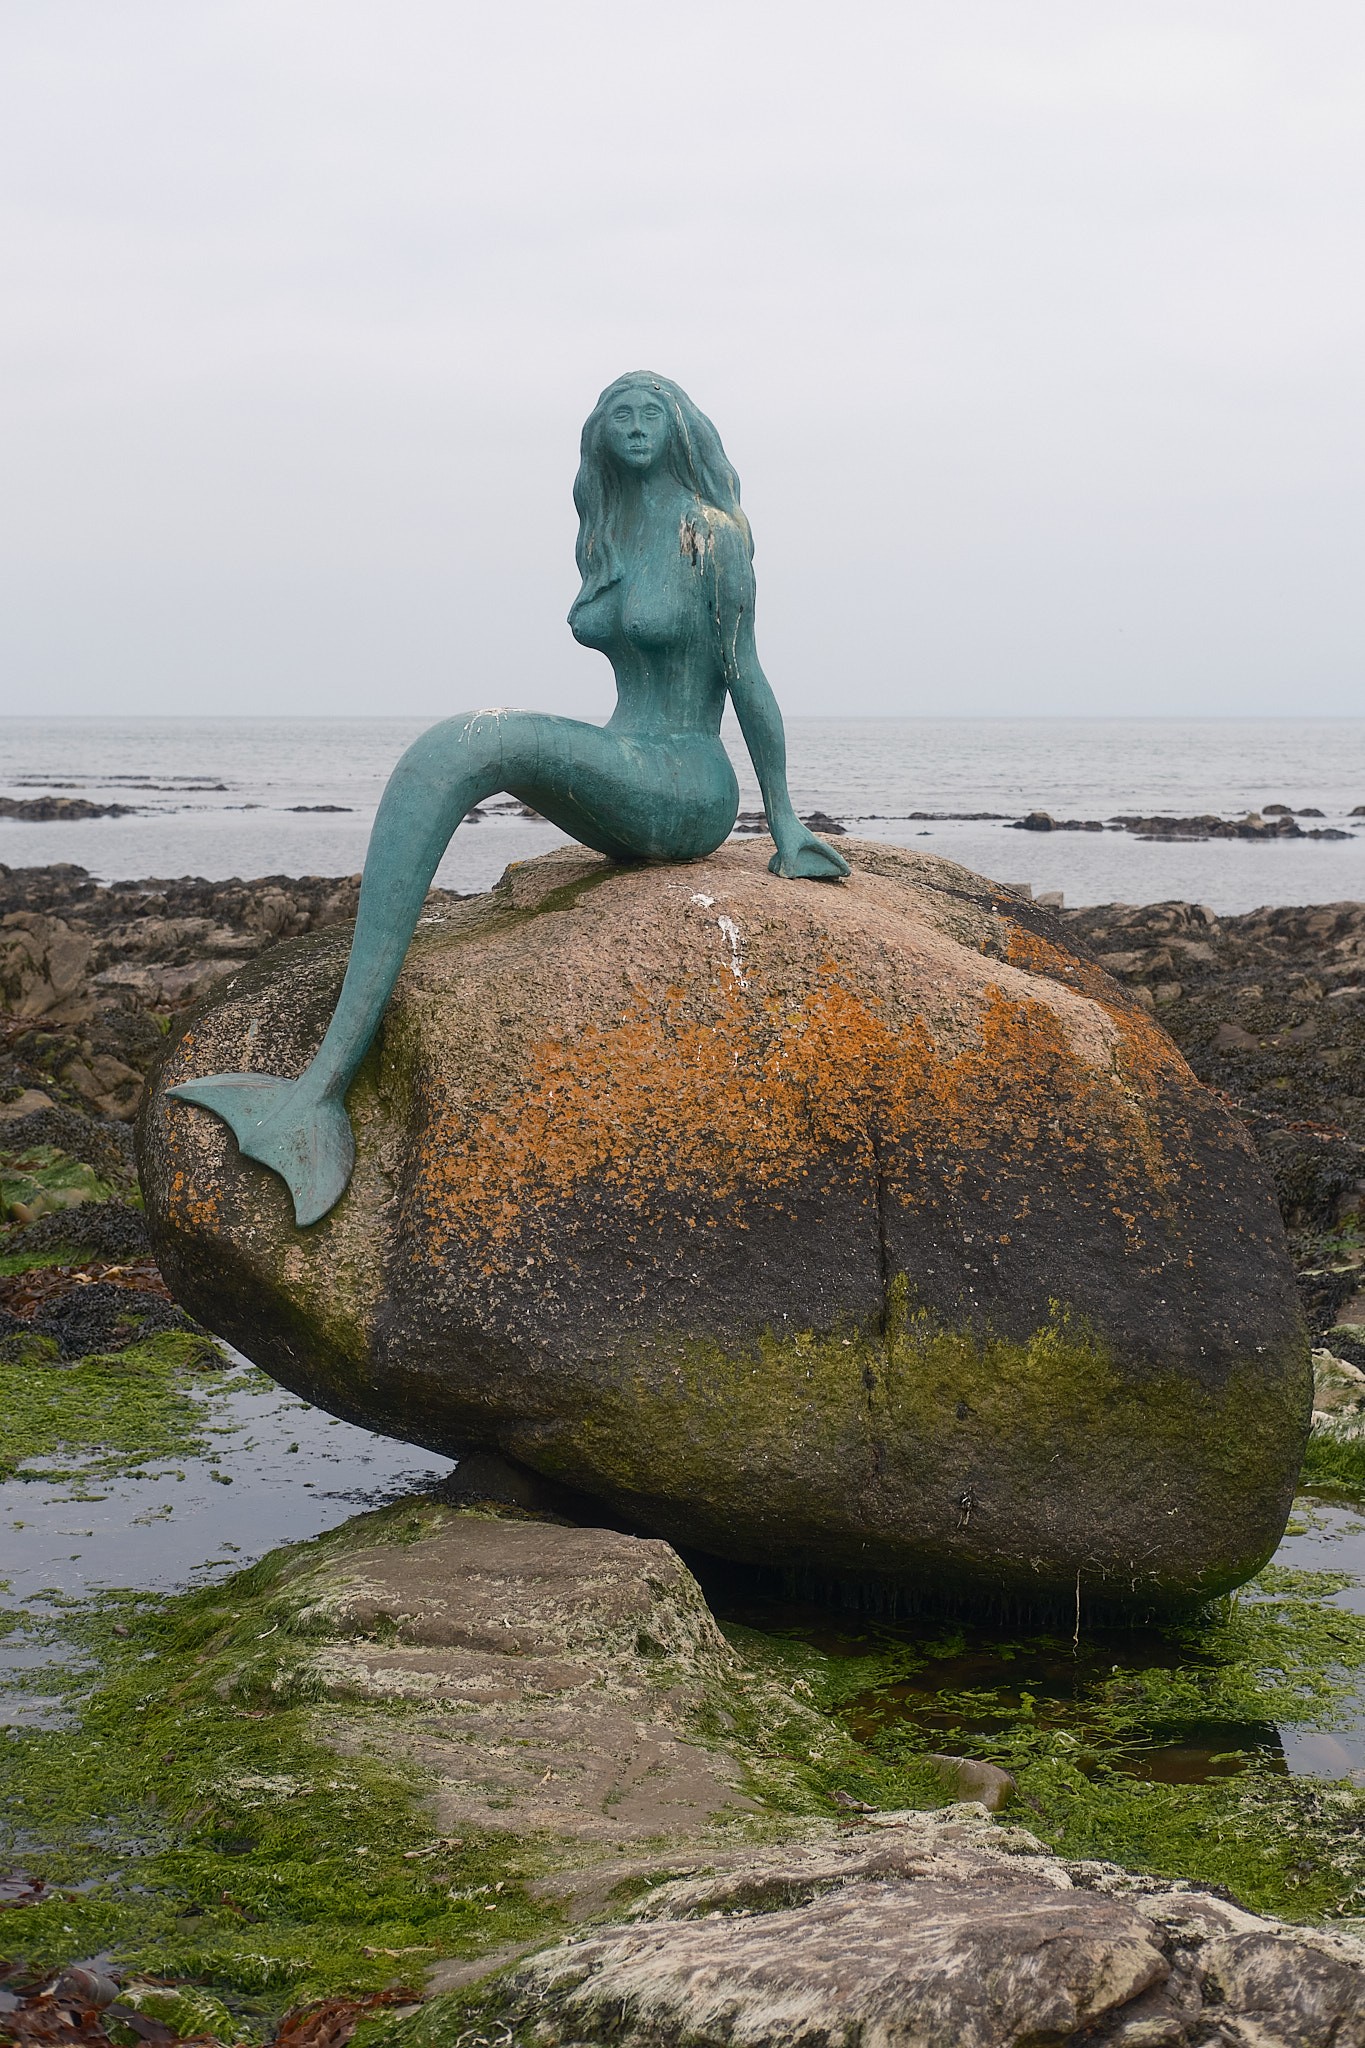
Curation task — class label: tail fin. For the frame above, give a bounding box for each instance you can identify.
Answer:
[166,1073,355,1227]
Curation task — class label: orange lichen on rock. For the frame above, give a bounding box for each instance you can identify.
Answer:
[165,1134,223,1238]
[409,951,1200,1271]
[138,839,1307,1607]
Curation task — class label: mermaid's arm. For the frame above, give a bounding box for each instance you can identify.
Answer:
[714,525,850,882]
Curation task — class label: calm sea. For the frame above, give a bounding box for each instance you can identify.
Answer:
[2,715,1362,914]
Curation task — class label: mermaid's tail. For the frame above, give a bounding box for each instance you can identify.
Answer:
[165,1073,355,1227]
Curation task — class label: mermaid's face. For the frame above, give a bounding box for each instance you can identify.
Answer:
[602,387,672,474]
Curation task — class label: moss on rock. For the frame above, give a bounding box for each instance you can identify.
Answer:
[140,842,1309,1611]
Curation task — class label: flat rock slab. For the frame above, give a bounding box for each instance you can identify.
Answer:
[142,839,1309,1608]
[511,1879,1167,2048]
[278,1511,769,1846]
[232,1505,1365,2041]
[490,1829,1365,2048]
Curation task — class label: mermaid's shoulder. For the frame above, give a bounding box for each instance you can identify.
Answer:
[692,504,754,595]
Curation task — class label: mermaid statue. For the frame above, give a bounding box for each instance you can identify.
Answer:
[168,373,851,1225]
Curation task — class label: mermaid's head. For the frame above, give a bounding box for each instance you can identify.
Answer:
[571,373,751,607]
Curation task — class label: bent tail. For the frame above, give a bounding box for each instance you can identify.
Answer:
[166,1073,355,1228]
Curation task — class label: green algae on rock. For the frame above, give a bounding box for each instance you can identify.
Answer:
[11,1497,1365,2022]
[0,1327,226,1484]
[0,1502,824,2011]
[0,1141,115,1224]
[0,1581,562,2007]
[139,840,1309,1612]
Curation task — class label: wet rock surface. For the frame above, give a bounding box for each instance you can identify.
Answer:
[473,1814,1365,2047]
[0,1268,204,1360]
[277,1510,771,1846]
[141,840,1306,1611]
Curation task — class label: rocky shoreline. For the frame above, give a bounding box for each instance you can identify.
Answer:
[1020,807,1363,841]
[4,858,1365,2043]
[5,790,1361,838]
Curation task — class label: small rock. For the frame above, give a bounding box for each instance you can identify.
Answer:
[52,1965,118,2009]
[1312,1348,1365,1417]
[63,1053,144,1121]
[0,1089,55,1122]
[927,1754,1016,1810]
[0,795,134,821]
[1313,1347,1365,1383]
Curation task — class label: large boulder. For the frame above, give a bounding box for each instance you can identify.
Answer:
[138,840,1309,1610]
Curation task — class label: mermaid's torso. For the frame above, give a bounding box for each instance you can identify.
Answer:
[570,531,728,741]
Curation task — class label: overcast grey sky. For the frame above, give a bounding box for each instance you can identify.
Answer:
[2,1,1362,720]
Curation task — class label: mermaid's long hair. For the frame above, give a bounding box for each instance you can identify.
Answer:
[570,374,752,618]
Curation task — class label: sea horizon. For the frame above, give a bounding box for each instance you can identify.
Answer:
[3,712,1363,915]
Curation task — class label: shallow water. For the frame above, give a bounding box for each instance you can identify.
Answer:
[5,1348,1364,1786]
[2,714,1363,913]
[796,1615,1285,1786]
[0,1351,452,1726]
[705,1492,1365,1787]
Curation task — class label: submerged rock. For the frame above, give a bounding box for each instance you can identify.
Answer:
[139,840,1309,1611]
[0,795,135,821]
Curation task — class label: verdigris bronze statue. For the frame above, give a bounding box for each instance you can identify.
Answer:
[168,373,850,1224]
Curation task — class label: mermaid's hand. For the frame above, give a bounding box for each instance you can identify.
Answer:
[768,824,851,882]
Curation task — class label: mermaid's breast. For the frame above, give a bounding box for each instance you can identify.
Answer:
[619,572,703,653]
[568,587,619,652]
[571,569,705,656]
